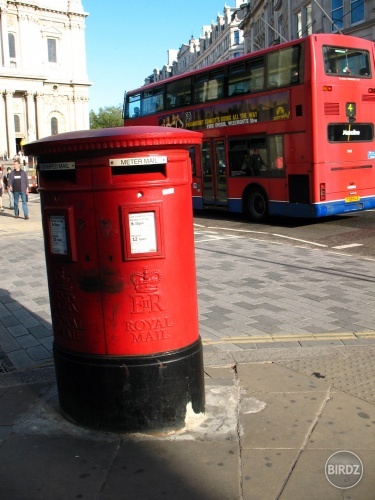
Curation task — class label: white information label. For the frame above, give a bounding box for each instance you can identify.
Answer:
[162,188,174,196]
[49,215,68,255]
[110,156,167,167]
[129,212,157,254]
[39,162,75,171]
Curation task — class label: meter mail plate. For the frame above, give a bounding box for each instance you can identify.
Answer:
[110,156,167,167]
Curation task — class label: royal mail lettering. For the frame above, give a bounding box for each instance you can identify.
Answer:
[131,330,170,343]
[125,316,173,331]
[55,316,85,341]
[56,291,79,313]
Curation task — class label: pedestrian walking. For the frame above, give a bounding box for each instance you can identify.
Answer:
[3,167,14,209]
[0,166,4,212]
[8,159,29,219]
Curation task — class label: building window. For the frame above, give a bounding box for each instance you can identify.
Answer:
[351,0,364,24]
[51,117,58,135]
[48,38,57,63]
[306,4,312,35]
[14,115,21,133]
[8,33,16,58]
[234,30,240,45]
[296,4,312,38]
[331,0,344,31]
[296,11,302,38]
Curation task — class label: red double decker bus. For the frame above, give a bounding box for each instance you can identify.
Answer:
[123,34,375,221]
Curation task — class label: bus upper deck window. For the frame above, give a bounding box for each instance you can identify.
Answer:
[194,74,209,103]
[154,87,164,111]
[250,58,265,91]
[166,77,192,109]
[267,46,300,88]
[127,93,141,118]
[208,69,225,100]
[178,77,192,106]
[323,46,371,77]
[194,71,224,103]
[142,87,164,115]
[228,63,248,96]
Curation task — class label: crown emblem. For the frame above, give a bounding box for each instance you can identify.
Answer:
[130,267,161,293]
[55,268,73,291]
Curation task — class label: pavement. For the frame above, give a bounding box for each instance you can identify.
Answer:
[1,194,375,499]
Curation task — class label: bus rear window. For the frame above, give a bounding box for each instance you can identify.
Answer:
[323,46,371,77]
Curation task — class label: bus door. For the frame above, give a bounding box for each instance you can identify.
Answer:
[202,139,228,207]
[268,135,288,208]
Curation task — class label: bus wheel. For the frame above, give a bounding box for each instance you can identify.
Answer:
[246,188,268,221]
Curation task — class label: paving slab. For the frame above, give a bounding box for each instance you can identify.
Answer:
[306,391,375,451]
[241,449,299,500]
[101,440,240,500]
[240,391,328,450]
[0,433,119,500]
[0,383,49,424]
[280,449,375,500]
[236,362,328,394]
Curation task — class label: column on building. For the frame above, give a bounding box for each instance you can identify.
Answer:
[68,94,76,131]
[69,21,89,82]
[76,95,89,130]
[35,92,44,139]
[17,10,36,74]
[5,90,16,158]
[25,91,36,143]
[0,91,7,157]
[82,96,90,129]
[0,7,10,67]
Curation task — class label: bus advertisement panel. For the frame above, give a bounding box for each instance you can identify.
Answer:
[123,34,375,221]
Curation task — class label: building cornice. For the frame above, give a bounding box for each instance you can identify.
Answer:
[5,1,88,18]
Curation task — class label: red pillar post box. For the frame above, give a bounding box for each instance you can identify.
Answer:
[24,126,204,432]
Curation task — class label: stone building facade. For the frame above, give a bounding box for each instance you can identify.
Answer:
[147,0,247,84]
[0,0,90,159]
[239,0,375,54]
[149,1,374,87]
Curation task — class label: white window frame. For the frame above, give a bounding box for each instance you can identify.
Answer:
[47,37,57,63]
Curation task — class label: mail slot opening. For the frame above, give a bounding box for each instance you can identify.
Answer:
[38,169,76,184]
[111,164,166,176]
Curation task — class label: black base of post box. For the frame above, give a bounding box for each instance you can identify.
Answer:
[53,339,205,432]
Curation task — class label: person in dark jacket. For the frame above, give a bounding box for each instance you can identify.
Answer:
[249,149,267,176]
[8,159,29,219]
[0,166,4,212]
[4,167,14,208]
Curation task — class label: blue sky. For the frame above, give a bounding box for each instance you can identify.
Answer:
[83,0,228,112]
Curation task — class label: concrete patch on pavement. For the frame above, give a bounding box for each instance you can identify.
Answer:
[241,396,267,414]
[13,383,242,442]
